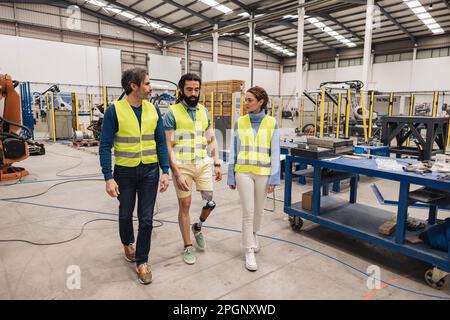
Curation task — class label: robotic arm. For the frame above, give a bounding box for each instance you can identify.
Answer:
[319,80,377,121]
[0,74,44,181]
[0,74,22,134]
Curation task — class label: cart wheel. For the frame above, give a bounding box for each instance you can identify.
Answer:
[289,215,303,231]
[424,269,448,290]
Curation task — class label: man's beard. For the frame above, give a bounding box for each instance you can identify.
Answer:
[184,95,199,108]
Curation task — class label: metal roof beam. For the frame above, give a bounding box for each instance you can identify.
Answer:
[222,36,282,61]
[444,0,450,10]
[267,21,337,52]
[59,0,166,43]
[223,24,298,53]
[319,13,364,42]
[105,0,184,34]
[228,0,252,13]
[129,0,145,7]
[377,3,416,43]
[165,0,330,46]
[257,30,298,52]
[160,0,216,25]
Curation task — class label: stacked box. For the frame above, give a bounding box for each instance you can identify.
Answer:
[201,80,245,116]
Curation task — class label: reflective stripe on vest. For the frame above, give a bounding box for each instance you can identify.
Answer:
[113,99,158,167]
[169,102,208,161]
[235,114,275,175]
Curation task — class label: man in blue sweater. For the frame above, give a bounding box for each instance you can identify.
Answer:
[99,68,169,285]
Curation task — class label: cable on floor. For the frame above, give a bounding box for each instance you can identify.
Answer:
[0,178,104,201]
[0,199,164,244]
[47,150,101,178]
[1,199,449,299]
[0,218,117,245]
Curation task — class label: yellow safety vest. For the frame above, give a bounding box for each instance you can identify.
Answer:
[235,114,275,175]
[113,99,158,167]
[169,102,208,161]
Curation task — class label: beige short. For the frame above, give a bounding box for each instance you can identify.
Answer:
[173,161,213,199]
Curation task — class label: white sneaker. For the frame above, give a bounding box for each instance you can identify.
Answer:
[253,233,261,253]
[245,248,258,271]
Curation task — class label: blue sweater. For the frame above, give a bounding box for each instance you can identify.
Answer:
[99,103,170,180]
[227,110,281,186]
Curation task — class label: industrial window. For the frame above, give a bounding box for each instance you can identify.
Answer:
[417,49,432,59]
[374,52,413,63]
[338,57,362,67]
[309,60,334,71]
[400,51,413,61]
[431,48,441,58]
[374,55,386,64]
[416,47,450,59]
[283,65,296,73]
[440,47,449,57]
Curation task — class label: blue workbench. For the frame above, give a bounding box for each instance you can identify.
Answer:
[284,154,450,288]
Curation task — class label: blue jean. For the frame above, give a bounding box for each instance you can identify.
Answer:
[113,162,159,266]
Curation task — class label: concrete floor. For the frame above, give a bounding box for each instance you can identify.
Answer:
[0,142,449,300]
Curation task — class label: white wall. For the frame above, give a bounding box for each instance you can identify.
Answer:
[411,57,450,91]
[147,53,181,90]
[201,61,280,95]
[280,72,296,96]
[371,61,411,92]
[281,57,450,97]
[0,34,121,87]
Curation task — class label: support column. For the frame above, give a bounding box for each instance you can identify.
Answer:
[162,40,167,56]
[409,47,417,91]
[334,54,339,80]
[399,95,406,115]
[98,19,104,93]
[212,24,219,81]
[295,0,305,101]
[362,0,374,89]
[213,24,219,64]
[249,12,255,87]
[184,35,190,74]
[304,59,309,91]
[13,1,18,36]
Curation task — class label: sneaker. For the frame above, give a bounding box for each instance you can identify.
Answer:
[245,248,258,271]
[192,223,206,250]
[253,233,261,253]
[136,263,152,285]
[123,244,136,262]
[183,246,196,265]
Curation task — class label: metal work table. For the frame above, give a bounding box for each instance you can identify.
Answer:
[380,116,448,161]
[284,154,450,289]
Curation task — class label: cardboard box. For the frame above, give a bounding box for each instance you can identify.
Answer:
[378,219,396,235]
[302,190,313,211]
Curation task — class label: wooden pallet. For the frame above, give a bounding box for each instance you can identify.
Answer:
[73,139,99,147]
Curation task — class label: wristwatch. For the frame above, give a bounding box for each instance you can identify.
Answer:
[214,162,221,168]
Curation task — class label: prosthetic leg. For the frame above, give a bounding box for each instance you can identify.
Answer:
[193,191,216,232]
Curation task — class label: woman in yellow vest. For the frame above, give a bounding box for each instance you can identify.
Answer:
[227,86,280,272]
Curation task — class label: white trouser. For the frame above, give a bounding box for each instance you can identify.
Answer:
[236,172,269,249]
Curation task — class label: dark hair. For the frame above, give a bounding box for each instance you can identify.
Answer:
[121,67,148,95]
[177,73,202,103]
[247,86,269,114]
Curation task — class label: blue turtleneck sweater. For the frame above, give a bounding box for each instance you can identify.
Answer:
[227,110,280,186]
